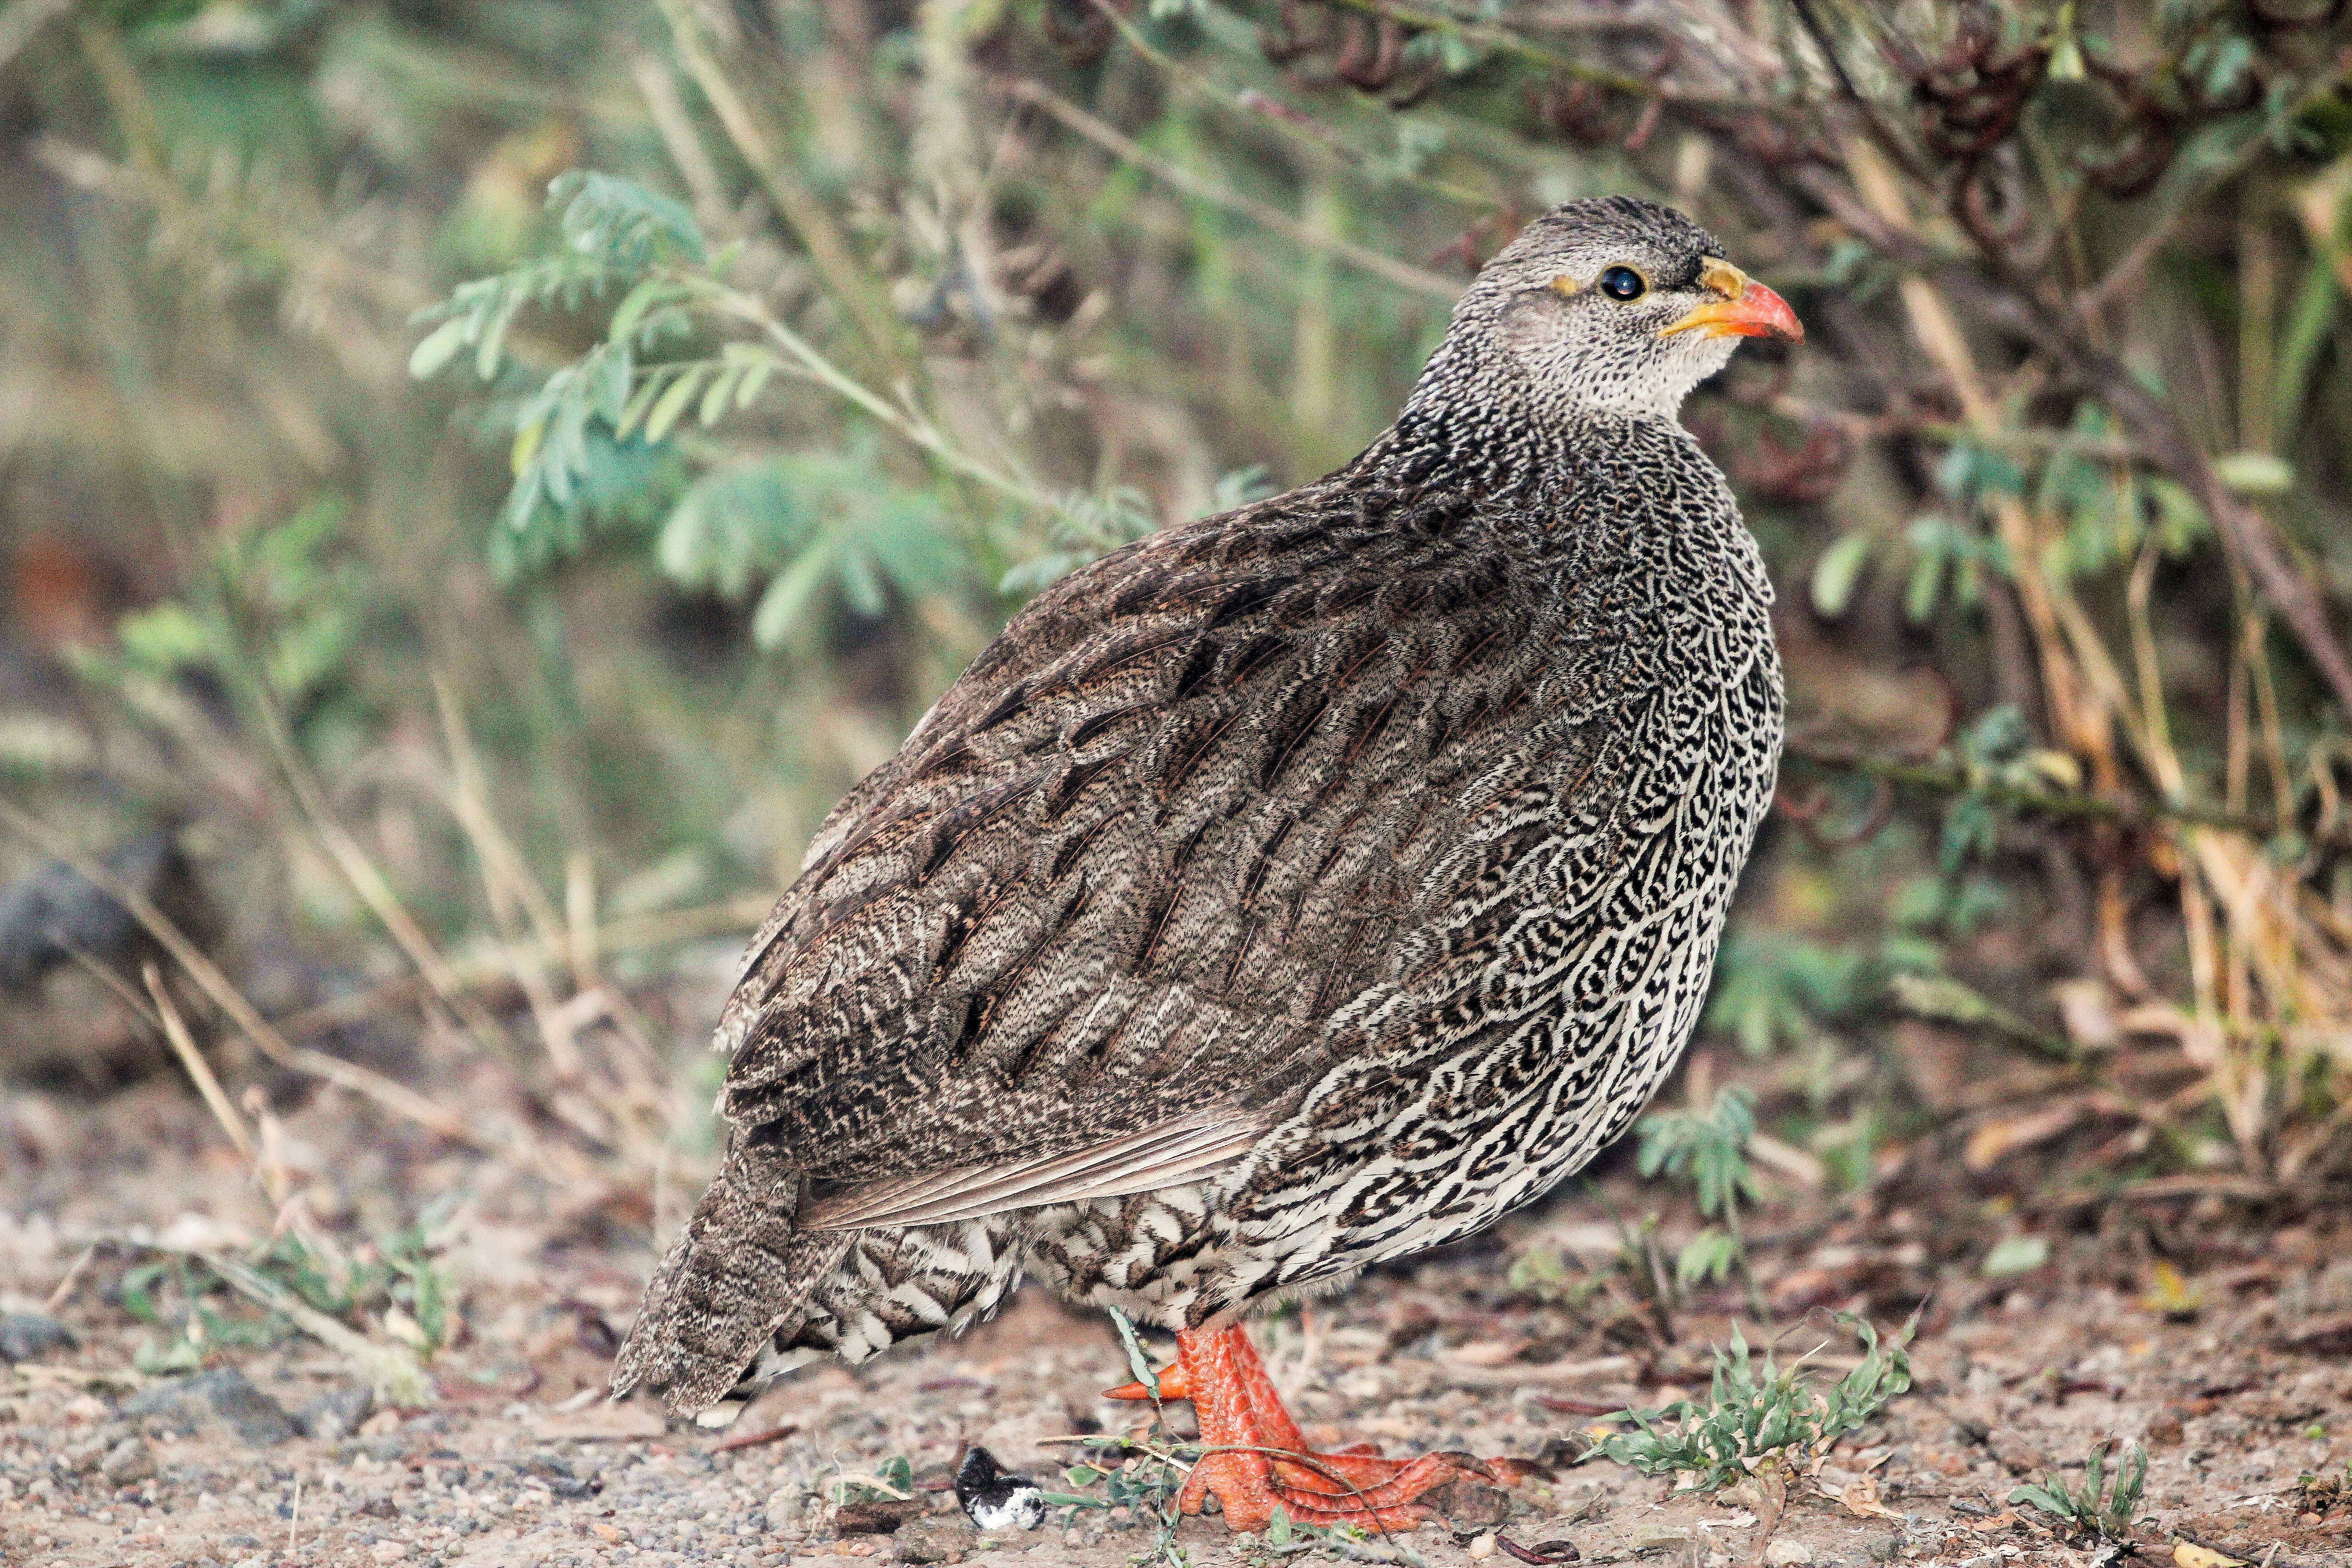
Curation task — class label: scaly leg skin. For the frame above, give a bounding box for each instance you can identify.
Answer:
[1104,1322,1503,1534]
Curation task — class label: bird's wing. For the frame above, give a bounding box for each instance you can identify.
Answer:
[710,476,1635,1202]
[798,1104,1264,1229]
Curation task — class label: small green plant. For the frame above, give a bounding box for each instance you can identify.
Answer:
[829,1454,915,1504]
[2296,1460,2350,1511]
[1704,933,1866,1058]
[1597,1313,1913,1491]
[1634,1086,1759,1292]
[2009,1443,2148,1545]
[119,1206,460,1375]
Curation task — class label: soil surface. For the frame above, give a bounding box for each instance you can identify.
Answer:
[6,1077,2352,1568]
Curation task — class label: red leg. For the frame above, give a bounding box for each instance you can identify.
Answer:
[1104,1323,1509,1534]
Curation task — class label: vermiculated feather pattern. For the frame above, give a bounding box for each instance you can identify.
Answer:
[615,198,1787,1414]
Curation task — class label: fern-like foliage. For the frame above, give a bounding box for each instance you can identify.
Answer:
[661,446,973,648]
[410,170,1004,631]
[412,171,722,550]
[1636,1086,1760,1287]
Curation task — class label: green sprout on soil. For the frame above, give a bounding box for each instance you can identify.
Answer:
[1595,1313,1913,1492]
[118,1209,455,1399]
[2009,1443,2148,1545]
[828,1454,916,1505]
[1634,1086,1760,1296]
[2297,1461,2350,1512]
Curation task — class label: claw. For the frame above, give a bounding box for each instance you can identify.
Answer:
[1129,1323,1524,1534]
[1103,1365,1191,1401]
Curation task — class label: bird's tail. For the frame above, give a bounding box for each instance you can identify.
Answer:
[610,1137,849,1416]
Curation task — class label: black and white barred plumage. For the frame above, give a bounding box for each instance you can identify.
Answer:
[614,196,1788,1414]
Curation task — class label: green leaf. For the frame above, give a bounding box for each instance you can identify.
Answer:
[614,374,666,441]
[551,170,708,268]
[408,318,471,381]
[609,275,689,345]
[1675,1230,1740,1288]
[698,364,740,427]
[750,548,836,648]
[2215,450,2293,495]
[2275,260,2342,435]
[1106,1304,1162,1402]
[1810,533,1871,617]
[475,306,514,382]
[1905,545,1946,623]
[735,354,776,410]
[643,366,708,445]
[1982,1236,2049,1277]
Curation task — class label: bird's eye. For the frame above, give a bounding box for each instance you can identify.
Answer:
[1597,266,1646,301]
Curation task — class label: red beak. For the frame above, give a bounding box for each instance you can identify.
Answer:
[1661,260,1804,343]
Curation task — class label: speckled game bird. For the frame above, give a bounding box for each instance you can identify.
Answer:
[615,196,1798,1531]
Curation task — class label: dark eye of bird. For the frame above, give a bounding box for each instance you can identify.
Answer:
[1598,266,1645,301]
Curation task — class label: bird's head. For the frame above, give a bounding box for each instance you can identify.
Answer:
[1435,196,1801,423]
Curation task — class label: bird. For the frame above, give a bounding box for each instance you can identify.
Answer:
[613,195,1798,1533]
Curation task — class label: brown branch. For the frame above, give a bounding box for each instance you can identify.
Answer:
[0,801,475,1146]
[1783,741,2341,848]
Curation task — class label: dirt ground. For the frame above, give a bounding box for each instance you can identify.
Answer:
[6,1073,2352,1568]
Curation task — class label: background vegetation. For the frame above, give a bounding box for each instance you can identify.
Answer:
[5,0,2352,1283]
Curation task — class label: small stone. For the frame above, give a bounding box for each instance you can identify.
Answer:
[896,1512,980,1563]
[119,1367,298,1446]
[372,1543,411,1563]
[64,1433,113,1472]
[1762,1541,1813,1567]
[1468,1531,1498,1560]
[0,1311,77,1363]
[1432,1475,1514,1532]
[99,1437,157,1484]
[1987,1432,2044,1476]
[296,1385,375,1442]
[838,1499,921,1534]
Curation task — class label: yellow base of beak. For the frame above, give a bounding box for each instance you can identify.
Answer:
[1661,258,1804,343]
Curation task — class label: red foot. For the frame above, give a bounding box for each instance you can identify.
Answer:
[1104,1323,1508,1534]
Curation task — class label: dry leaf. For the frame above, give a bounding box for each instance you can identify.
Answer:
[2172,1546,2245,1568]
[1965,1101,2087,1171]
[1836,1474,1901,1521]
[382,1305,430,1349]
[2140,1260,2204,1318]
